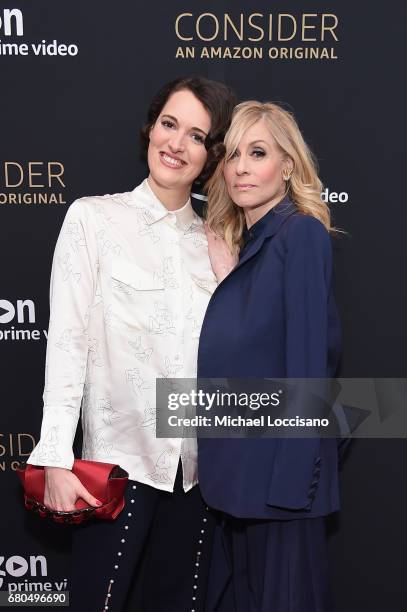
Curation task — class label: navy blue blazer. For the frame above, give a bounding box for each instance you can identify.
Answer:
[197,197,342,520]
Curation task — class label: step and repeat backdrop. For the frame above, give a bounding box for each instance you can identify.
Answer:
[1,1,406,610]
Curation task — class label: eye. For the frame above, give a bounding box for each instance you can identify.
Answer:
[251,148,265,158]
[161,119,175,129]
[191,132,205,144]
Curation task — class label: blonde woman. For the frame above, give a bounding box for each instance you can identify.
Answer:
[200,101,342,611]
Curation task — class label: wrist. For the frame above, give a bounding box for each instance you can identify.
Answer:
[44,466,70,473]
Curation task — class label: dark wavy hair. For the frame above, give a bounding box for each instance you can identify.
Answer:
[140,76,237,186]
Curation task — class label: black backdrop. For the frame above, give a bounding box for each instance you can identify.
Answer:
[1,1,406,610]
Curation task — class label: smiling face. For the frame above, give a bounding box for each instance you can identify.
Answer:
[223,119,293,226]
[147,89,211,200]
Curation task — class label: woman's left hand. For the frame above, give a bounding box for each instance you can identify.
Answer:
[204,222,238,283]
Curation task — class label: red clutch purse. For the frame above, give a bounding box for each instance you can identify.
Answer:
[17,459,129,524]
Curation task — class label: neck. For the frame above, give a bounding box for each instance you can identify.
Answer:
[244,191,286,229]
[147,175,190,211]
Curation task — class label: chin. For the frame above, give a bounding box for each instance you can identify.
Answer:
[151,168,186,190]
[233,196,257,209]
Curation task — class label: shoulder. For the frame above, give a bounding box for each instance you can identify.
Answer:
[282,212,331,250]
[63,190,135,222]
[285,212,328,238]
[277,213,333,271]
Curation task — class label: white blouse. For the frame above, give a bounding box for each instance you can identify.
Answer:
[27,179,217,492]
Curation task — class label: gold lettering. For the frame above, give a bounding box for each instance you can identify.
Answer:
[48,162,65,187]
[278,14,297,42]
[210,47,222,58]
[5,162,23,187]
[302,14,317,41]
[248,13,264,42]
[224,14,243,41]
[196,13,219,42]
[322,14,338,42]
[18,433,36,456]
[175,13,193,41]
[28,162,44,188]
[175,46,194,58]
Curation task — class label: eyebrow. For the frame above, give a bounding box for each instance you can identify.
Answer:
[248,140,269,146]
[161,114,208,136]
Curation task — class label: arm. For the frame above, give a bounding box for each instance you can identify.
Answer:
[284,215,332,378]
[268,215,333,510]
[27,199,101,510]
[204,222,238,283]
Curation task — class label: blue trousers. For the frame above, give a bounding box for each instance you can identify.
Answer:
[205,514,332,612]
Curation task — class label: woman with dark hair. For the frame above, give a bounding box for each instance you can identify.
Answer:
[27,76,236,612]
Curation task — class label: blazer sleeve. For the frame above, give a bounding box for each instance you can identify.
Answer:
[267,215,332,511]
[284,214,332,377]
[27,199,98,469]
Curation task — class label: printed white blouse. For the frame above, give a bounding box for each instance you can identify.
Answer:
[27,179,217,492]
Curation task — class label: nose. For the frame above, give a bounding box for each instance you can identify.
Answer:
[236,154,248,175]
[168,130,186,153]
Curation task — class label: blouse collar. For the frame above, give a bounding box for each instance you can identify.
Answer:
[129,178,196,231]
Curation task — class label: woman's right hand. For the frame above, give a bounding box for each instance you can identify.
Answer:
[204,222,238,283]
[44,467,102,512]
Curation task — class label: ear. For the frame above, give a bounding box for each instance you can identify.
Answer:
[283,156,294,173]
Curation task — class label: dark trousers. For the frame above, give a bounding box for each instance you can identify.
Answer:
[70,464,214,612]
[205,514,331,612]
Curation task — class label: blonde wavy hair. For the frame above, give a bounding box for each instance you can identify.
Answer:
[205,100,333,253]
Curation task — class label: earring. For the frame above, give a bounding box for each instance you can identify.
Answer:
[282,169,293,181]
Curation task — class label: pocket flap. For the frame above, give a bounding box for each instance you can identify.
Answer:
[111,260,164,291]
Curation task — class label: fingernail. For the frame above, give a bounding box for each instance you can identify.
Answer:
[96,500,102,506]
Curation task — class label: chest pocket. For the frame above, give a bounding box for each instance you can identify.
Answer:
[110,259,165,331]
